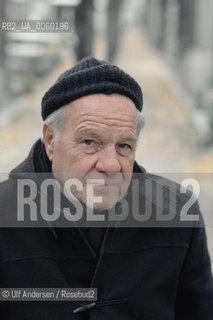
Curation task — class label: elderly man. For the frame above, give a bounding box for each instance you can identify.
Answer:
[0,57,213,319]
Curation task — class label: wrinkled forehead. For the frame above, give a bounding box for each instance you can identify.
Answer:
[65,93,137,123]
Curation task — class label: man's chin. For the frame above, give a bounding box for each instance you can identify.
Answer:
[86,202,117,211]
[81,197,119,212]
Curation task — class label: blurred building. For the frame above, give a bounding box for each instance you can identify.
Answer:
[140,0,213,141]
[0,0,80,102]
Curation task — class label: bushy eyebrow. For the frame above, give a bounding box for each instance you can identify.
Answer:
[75,129,137,142]
[75,129,100,139]
[121,136,137,142]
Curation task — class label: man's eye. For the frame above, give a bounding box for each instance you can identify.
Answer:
[83,140,94,145]
[117,143,133,156]
[82,140,100,154]
[119,143,131,149]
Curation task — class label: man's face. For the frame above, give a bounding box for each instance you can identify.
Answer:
[44,94,137,210]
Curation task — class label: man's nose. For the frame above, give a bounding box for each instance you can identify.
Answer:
[95,145,121,174]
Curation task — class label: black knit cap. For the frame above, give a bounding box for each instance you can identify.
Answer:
[41,57,143,120]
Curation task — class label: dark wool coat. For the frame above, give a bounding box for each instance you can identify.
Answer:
[0,140,213,319]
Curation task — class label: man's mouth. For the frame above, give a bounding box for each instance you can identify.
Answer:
[86,180,122,187]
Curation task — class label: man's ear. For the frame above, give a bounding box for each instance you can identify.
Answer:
[43,124,55,161]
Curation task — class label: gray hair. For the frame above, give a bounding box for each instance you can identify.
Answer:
[44,104,145,138]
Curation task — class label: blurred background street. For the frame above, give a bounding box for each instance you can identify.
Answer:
[0,0,213,261]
